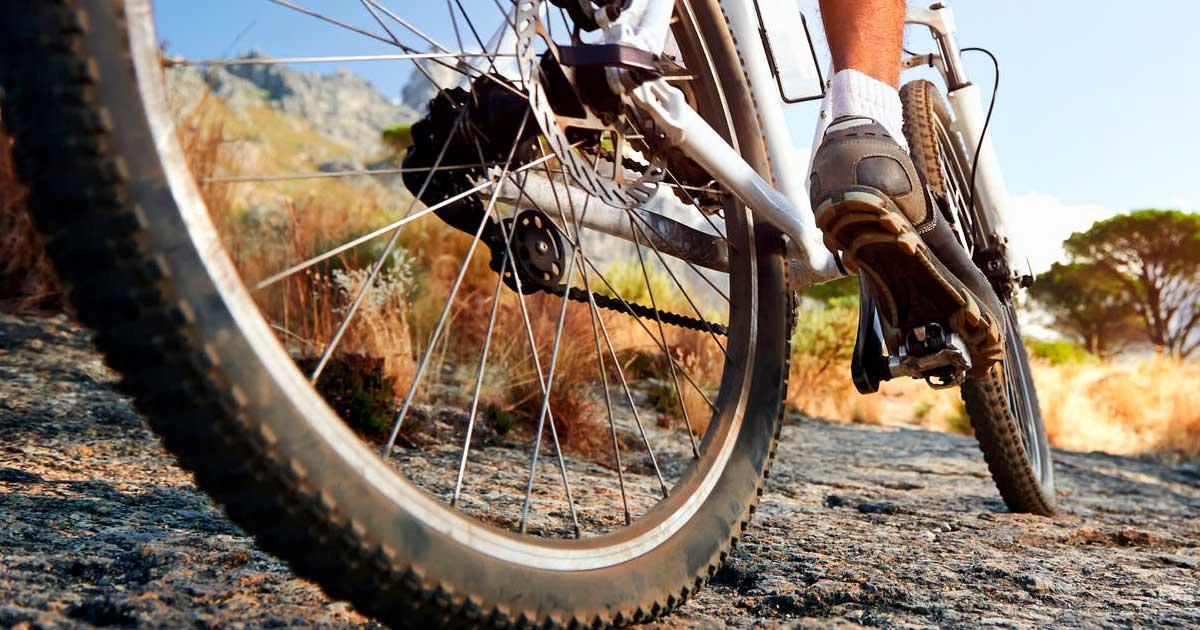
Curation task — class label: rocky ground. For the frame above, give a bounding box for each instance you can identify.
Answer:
[1,312,1197,628]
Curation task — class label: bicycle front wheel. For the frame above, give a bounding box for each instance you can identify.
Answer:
[0,0,792,625]
[900,79,1056,515]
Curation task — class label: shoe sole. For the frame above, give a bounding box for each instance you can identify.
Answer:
[814,187,1004,373]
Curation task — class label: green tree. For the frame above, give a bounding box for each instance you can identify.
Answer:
[1063,209,1200,358]
[1029,262,1142,357]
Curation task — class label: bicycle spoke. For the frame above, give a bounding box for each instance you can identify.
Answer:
[543,157,634,523]
[577,263,632,522]
[361,0,525,101]
[658,144,729,241]
[514,156,672,499]
[505,171,719,413]
[356,0,464,100]
[527,149,637,523]
[266,0,404,49]
[382,114,531,455]
[450,168,536,507]
[205,162,503,184]
[304,75,488,383]
[628,217,727,356]
[269,323,321,351]
[256,186,480,293]
[630,218,701,458]
[446,0,466,52]
[251,153,557,291]
[515,245,582,536]
[268,0,524,102]
[363,0,452,54]
[577,253,717,412]
[452,0,502,76]
[494,154,596,537]
[165,52,514,67]
[590,285,671,498]
[450,249,510,507]
[306,211,406,384]
[497,246,584,535]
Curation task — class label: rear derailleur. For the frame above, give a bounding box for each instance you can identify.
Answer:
[402,76,558,294]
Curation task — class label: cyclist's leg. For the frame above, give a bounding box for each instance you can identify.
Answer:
[817,0,907,147]
[810,0,1006,372]
[819,0,904,86]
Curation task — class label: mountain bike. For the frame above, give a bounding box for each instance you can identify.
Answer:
[0,0,1054,626]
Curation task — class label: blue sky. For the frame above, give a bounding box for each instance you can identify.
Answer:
[154,1,1199,271]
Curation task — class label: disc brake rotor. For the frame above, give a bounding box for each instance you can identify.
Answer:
[514,0,665,209]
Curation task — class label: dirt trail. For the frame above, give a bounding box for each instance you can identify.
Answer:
[1,313,1197,628]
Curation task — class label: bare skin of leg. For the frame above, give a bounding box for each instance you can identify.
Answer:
[818,0,905,87]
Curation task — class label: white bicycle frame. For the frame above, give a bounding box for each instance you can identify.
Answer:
[485,0,1013,290]
[634,0,1014,288]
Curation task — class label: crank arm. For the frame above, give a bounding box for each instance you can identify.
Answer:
[628,79,841,285]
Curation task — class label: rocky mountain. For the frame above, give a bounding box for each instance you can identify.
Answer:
[169,51,447,159]
[399,56,463,114]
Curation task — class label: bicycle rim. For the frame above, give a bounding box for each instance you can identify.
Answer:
[131,0,772,568]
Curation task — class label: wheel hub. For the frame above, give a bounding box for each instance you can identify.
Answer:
[503,210,567,294]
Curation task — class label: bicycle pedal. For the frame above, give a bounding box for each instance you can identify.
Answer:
[888,323,972,389]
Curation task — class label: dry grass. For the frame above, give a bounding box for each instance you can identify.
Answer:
[177,94,417,395]
[785,298,857,420]
[1034,356,1200,457]
[784,296,1200,456]
[0,110,62,311]
[171,72,735,456]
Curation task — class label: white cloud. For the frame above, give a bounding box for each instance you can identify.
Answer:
[1003,192,1120,275]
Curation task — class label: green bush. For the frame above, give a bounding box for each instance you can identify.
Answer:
[382,124,413,152]
[296,354,398,439]
[789,295,858,360]
[1026,338,1099,366]
[593,258,683,312]
[489,404,515,437]
[804,276,859,303]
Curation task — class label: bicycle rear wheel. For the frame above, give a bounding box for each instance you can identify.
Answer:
[0,0,791,625]
[900,79,1056,515]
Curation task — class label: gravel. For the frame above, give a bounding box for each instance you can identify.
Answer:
[1,312,1197,628]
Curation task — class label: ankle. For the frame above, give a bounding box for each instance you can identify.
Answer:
[827,69,908,151]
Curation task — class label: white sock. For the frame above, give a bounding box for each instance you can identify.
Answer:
[826,69,907,151]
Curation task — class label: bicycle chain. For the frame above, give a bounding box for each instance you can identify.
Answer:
[561,284,727,336]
